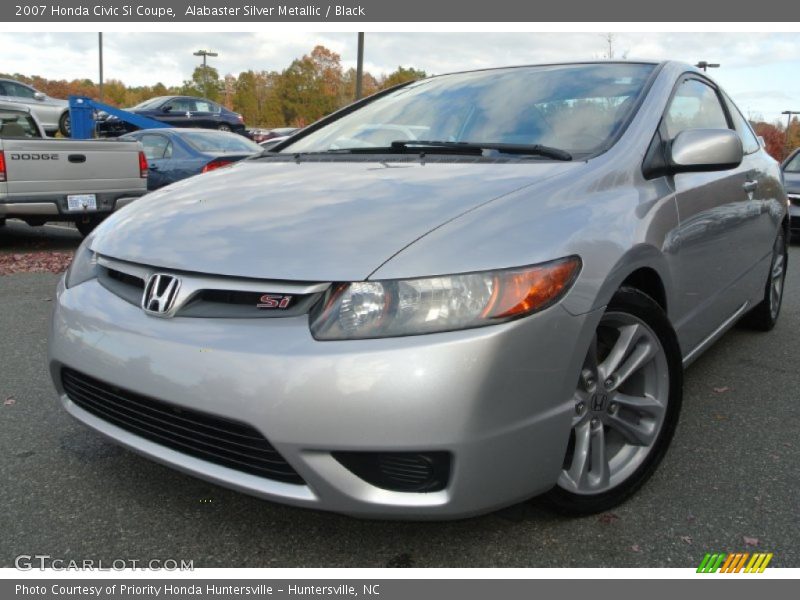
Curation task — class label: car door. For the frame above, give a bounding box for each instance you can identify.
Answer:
[137,133,174,190]
[192,99,217,129]
[0,81,35,116]
[721,92,780,279]
[159,98,196,128]
[664,76,758,353]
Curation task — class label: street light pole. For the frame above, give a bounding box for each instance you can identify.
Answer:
[98,33,104,102]
[695,61,720,72]
[355,32,364,101]
[193,49,218,98]
[781,110,800,159]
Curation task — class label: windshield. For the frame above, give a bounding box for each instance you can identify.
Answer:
[181,130,262,154]
[785,151,800,173]
[282,63,656,157]
[131,97,170,110]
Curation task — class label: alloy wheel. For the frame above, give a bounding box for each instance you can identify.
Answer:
[558,312,670,495]
[769,232,786,321]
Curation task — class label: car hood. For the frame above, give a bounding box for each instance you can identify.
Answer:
[784,171,800,194]
[92,159,580,281]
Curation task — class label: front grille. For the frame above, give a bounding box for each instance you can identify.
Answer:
[97,264,321,318]
[107,268,145,290]
[61,368,304,484]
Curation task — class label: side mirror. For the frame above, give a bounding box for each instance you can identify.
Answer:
[669,129,743,173]
[33,92,46,101]
[162,105,172,113]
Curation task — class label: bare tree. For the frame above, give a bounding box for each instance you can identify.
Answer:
[598,33,629,60]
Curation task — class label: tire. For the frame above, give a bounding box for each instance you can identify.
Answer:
[76,217,103,238]
[543,287,683,515]
[741,228,788,331]
[217,124,232,132]
[59,112,71,137]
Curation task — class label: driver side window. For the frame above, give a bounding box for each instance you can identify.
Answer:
[6,82,36,99]
[664,79,729,140]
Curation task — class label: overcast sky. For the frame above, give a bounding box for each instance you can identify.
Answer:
[1,31,798,121]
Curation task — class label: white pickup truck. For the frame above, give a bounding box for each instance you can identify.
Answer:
[0,101,147,236]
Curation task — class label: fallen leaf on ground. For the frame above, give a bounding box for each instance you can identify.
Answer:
[598,512,620,524]
[631,544,642,553]
[0,251,74,275]
[4,397,16,406]
[680,535,693,544]
[743,536,759,547]
[713,386,730,394]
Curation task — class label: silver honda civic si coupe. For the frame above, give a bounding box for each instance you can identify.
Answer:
[48,61,788,518]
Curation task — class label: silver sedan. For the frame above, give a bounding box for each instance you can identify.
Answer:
[0,78,70,136]
[48,61,788,518]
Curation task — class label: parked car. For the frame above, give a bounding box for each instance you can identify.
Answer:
[0,78,70,137]
[0,102,147,236]
[119,128,262,190]
[49,61,788,518]
[782,147,800,240]
[97,96,246,137]
[249,127,298,144]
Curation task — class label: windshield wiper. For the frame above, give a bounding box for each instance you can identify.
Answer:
[390,140,573,161]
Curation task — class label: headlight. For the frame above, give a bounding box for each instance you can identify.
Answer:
[65,236,99,288]
[310,256,581,340]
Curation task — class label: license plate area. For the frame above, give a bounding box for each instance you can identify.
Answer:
[66,194,97,212]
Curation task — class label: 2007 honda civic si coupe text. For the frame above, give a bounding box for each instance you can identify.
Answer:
[48,62,788,518]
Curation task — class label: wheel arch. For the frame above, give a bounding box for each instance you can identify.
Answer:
[580,244,674,319]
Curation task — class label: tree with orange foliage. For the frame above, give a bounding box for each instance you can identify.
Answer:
[751,121,786,161]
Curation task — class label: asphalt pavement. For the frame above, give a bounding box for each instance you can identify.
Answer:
[0,221,798,568]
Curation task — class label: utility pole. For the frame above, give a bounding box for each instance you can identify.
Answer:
[355,32,364,101]
[695,61,720,72]
[193,49,218,98]
[781,110,800,159]
[98,33,104,102]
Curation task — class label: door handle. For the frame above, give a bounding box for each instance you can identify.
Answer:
[743,180,758,193]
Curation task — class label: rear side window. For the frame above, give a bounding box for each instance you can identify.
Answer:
[0,110,41,137]
[722,93,760,155]
[664,79,728,139]
[785,151,800,173]
[167,99,196,112]
[139,134,172,159]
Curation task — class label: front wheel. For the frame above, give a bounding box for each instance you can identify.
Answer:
[59,112,71,137]
[544,287,683,515]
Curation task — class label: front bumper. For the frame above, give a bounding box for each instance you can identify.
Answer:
[48,276,599,518]
[0,192,145,219]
